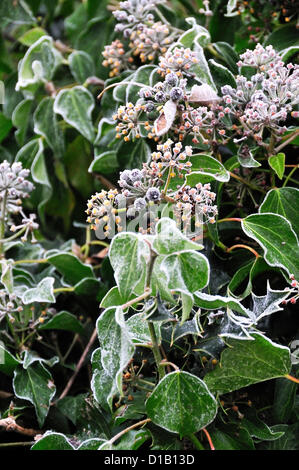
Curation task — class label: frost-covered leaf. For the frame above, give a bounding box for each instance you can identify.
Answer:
[0,344,20,377]
[187,154,230,183]
[154,100,177,137]
[12,98,33,146]
[16,36,62,94]
[179,18,210,48]
[153,218,203,255]
[22,277,55,304]
[259,187,299,237]
[0,259,13,293]
[88,150,118,174]
[146,371,217,437]
[13,363,56,427]
[69,50,95,84]
[93,307,135,408]
[208,59,236,90]
[193,292,252,318]
[126,312,161,345]
[171,312,202,345]
[54,86,95,142]
[241,213,299,280]
[31,432,75,450]
[0,0,35,28]
[160,250,209,295]
[251,281,289,321]
[34,97,65,158]
[109,233,149,302]
[204,333,291,395]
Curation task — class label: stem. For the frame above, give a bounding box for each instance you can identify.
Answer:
[202,428,215,450]
[285,374,299,384]
[0,190,8,257]
[188,433,205,450]
[122,289,152,310]
[274,129,299,153]
[163,167,173,195]
[159,360,179,371]
[0,226,26,243]
[148,321,165,380]
[217,217,242,224]
[0,441,34,448]
[206,44,222,61]
[226,244,260,258]
[53,287,75,294]
[57,327,98,401]
[283,166,298,187]
[13,258,48,266]
[229,172,265,193]
[107,418,151,446]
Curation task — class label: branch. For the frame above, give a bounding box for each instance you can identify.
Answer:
[0,417,41,437]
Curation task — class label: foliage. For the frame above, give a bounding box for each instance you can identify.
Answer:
[0,0,298,451]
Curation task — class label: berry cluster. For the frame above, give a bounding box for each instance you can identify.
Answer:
[157,47,199,78]
[113,102,146,141]
[150,139,192,179]
[129,22,174,63]
[0,161,34,215]
[173,183,218,226]
[86,189,123,237]
[0,290,23,324]
[102,39,133,77]
[113,0,166,37]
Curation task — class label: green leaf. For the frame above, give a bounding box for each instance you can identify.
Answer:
[0,0,35,28]
[241,408,284,441]
[262,424,299,450]
[259,187,299,238]
[18,27,47,46]
[94,307,135,407]
[187,154,230,184]
[0,259,14,293]
[109,233,149,302]
[99,429,150,450]
[126,312,161,345]
[34,97,65,158]
[0,113,12,143]
[208,59,236,90]
[56,393,89,426]
[212,42,238,74]
[0,344,20,377]
[31,432,75,450]
[179,18,210,48]
[47,252,94,285]
[160,250,209,295]
[54,86,95,143]
[100,286,125,308]
[153,218,203,255]
[146,371,217,437]
[204,333,291,395]
[265,24,299,54]
[22,277,55,304]
[89,150,118,174]
[193,292,252,317]
[269,153,285,180]
[12,98,33,146]
[16,36,62,94]
[38,311,84,334]
[241,213,299,280]
[209,427,254,450]
[69,50,95,84]
[13,363,56,427]
[273,377,297,424]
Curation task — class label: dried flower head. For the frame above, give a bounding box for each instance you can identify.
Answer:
[0,161,34,215]
[237,44,282,72]
[0,290,23,323]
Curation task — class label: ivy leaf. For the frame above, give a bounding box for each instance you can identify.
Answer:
[88,150,118,174]
[204,333,291,395]
[0,0,35,28]
[126,312,161,345]
[34,97,65,158]
[241,408,284,441]
[208,59,236,90]
[193,291,252,318]
[38,311,84,334]
[54,86,95,143]
[153,218,203,255]
[160,250,209,295]
[187,154,230,183]
[68,50,95,84]
[16,36,62,94]
[273,378,297,424]
[241,213,299,280]
[251,281,289,322]
[47,252,95,285]
[93,307,135,408]
[0,344,21,377]
[31,432,75,450]
[146,371,218,437]
[269,153,285,180]
[13,363,56,427]
[259,187,299,237]
[22,277,55,304]
[12,98,33,146]
[109,233,150,302]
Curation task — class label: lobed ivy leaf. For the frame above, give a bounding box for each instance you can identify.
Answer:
[146,371,218,437]
[54,86,95,143]
[187,154,230,183]
[204,333,291,395]
[34,97,65,158]
[153,218,203,255]
[47,252,95,285]
[38,311,84,334]
[259,187,299,237]
[109,233,150,302]
[13,362,56,427]
[68,50,95,84]
[22,277,55,304]
[241,213,299,280]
